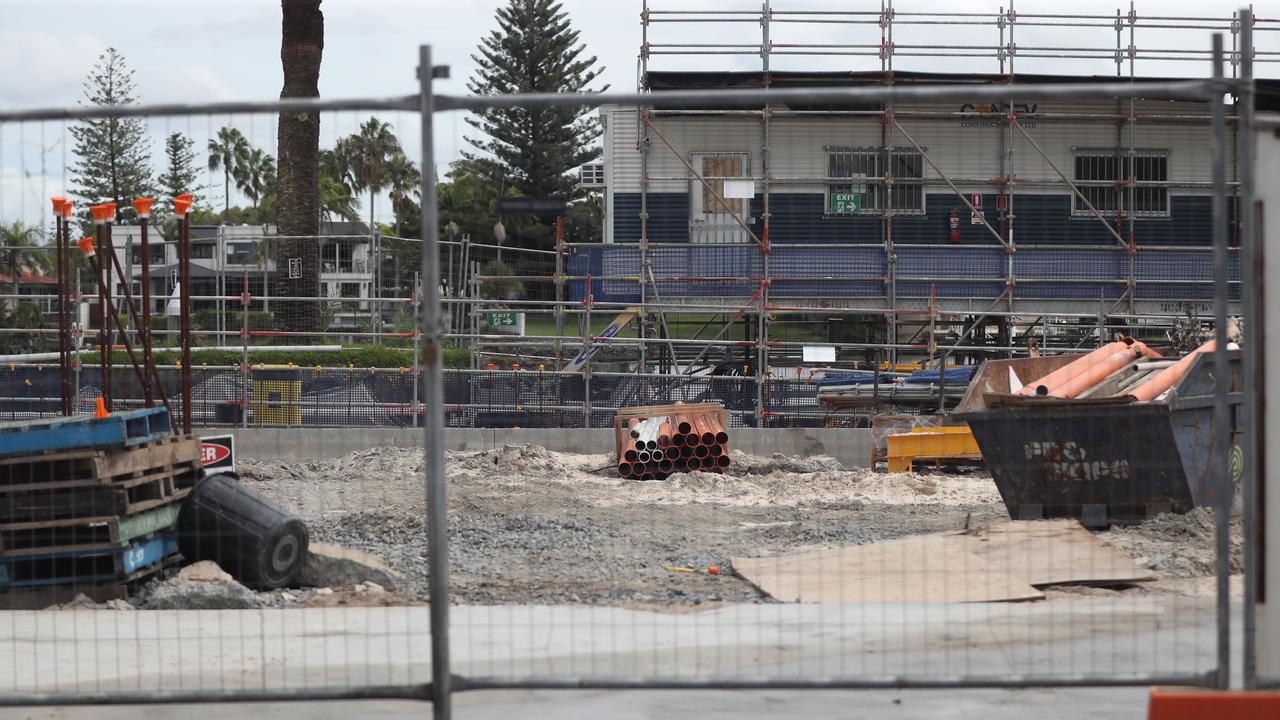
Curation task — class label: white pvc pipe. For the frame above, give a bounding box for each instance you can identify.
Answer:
[0,345,346,364]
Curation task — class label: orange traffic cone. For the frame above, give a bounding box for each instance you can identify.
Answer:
[93,397,109,419]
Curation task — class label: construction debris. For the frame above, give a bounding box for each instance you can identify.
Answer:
[140,560,263,610]
[732,519,1154,605]
[614,403,730,480]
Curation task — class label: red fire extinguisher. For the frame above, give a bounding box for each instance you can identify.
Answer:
[948,209,961,244]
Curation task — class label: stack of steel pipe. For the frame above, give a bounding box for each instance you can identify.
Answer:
[615,407,731,481]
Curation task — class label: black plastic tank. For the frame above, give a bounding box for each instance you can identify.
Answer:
[177,473,309,589]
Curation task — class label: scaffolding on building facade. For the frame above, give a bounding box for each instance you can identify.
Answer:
[563,0,1276,404]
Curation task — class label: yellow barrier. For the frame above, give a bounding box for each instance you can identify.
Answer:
[886,425,981,472]
[251,366,303,426]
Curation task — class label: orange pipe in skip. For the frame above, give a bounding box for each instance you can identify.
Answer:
[1128,340,1215,402]
[1051,344,1147,398]
[1018,340,1130,396]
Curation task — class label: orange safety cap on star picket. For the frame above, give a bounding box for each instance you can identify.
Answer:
[77,236,95,257]
[62,201,74,219]
[173,194,194,217]
[51,196,66,214]
[132,197,155,218]
[89,203,114,224]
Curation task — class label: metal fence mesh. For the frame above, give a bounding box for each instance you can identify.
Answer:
[0,4,1266,714]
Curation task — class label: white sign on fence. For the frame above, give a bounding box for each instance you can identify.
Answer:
[802,345,837,363]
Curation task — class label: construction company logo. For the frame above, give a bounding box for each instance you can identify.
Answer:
[1230,443,1244,484]
[200,434,235,472]
[960,102,1039,129]
[1024,440,1131,483]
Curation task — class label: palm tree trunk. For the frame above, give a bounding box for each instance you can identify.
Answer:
[224,168,230,219]
[275,0,323,336]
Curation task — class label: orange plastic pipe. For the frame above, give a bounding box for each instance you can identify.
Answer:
[1017,341,1130,395]
[696,415,715,445]
[1053,345,1146,398]
[1128,340,1215,402]
[657,421,673,447]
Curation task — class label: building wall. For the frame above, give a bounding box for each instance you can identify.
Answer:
[602,99,1224,247]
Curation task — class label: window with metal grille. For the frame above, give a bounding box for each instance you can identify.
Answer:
[825,147,925,216]
[1072,149,1169,218]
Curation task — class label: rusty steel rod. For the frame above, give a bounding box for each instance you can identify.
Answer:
[138,209,154,407]
[106,246,173,416]
[83,253,153,416]
[179,212,193,434]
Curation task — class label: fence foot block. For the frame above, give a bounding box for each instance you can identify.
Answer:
[1149,688,1280,719]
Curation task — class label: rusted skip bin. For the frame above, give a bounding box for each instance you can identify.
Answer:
[958,350,1241,527]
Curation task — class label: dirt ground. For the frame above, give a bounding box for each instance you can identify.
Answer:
[236,444,1236,609]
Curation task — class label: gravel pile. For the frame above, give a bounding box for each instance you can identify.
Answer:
[1099,507,1242,577]
[238,444,1008,607]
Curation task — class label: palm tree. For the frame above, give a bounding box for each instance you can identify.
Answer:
[320,175,360,227]
[343,117,401,233]
[318,148,360,227]
[384,152,420,238]
[0,222,51,313]
[207,127,249,220]
[234,147,276,213]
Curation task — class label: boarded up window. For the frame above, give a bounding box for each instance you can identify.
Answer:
[699,155,745,214]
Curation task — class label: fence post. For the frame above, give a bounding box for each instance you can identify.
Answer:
[1238,6,1259,689]
[418,45,452,720]
[1209,31,1232,691]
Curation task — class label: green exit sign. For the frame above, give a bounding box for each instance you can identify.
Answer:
[486,312,518,327]
[830,192,862,215]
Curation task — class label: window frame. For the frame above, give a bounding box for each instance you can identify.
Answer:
[1070,147,1171,220]
[824,145,926,218]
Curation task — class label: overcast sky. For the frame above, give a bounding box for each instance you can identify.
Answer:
[0,0,1269,230]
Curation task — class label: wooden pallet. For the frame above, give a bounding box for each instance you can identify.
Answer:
[0,462,196,524]
[0,491,189,557]
[0,496,188,557]
[0,553,181,610]
[0,435,200,487]
[0,533,178,588]
[0,407,172,459]
[611,397,727,430]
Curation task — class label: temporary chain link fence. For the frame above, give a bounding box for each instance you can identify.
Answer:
[0,4,1267,719]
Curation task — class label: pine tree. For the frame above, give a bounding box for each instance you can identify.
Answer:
[68,48,153,223]
[464,0,606,203]
[157,132,204,214]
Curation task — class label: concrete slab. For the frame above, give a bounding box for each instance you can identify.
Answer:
[0,597,1217,695]
[0,688,1152,720]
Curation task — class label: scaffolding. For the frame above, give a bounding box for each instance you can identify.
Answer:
[561,0,1279,424]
